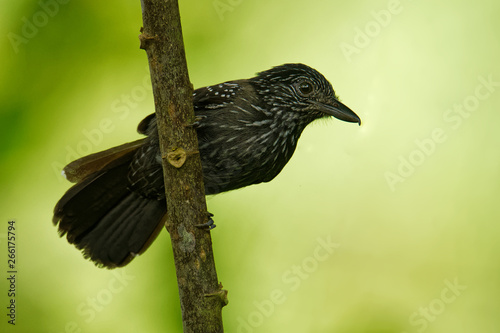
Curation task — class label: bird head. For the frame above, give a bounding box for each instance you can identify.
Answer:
[251,63,361,125]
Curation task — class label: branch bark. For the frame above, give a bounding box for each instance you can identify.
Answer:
[139,1,226,332]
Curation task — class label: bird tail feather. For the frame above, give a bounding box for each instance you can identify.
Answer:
[53,141,166,268]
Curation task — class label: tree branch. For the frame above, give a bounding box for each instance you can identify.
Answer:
[139,1,226,331]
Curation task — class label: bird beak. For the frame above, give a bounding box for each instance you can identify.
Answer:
[313,99,361,125]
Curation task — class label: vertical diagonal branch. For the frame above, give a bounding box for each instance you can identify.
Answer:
[139,1,226,331]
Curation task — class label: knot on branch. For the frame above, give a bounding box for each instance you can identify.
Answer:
[164,148,199,168]
[166,148,187,168]
[205,283,229,307]
[139,28,156,50]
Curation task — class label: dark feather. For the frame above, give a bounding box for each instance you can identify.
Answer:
[53,139,167,268]
[63,139,145,183]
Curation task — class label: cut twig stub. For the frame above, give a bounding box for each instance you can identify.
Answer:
[166,148,187,168]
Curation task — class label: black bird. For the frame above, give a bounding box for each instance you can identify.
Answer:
[53,63,360,268]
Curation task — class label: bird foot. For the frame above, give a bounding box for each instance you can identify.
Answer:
[185,115,207,128]
[195,212,216,230]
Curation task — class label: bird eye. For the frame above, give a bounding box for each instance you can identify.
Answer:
[297,81,313,96]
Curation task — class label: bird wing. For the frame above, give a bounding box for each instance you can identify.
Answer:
[193,80,244,111]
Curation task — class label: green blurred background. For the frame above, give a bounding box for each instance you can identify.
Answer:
[1,0,499,332]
